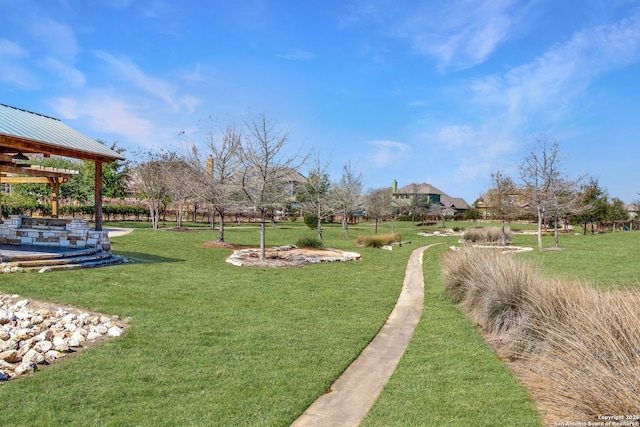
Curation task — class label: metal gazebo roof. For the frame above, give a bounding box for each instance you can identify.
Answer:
[0,103,124,163]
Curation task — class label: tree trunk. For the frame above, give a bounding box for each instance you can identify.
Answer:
[342,211,349,238]
[537,206,543,251]
[317,218,323,242]
[554,215,560,248]
[218,211,225,243]
[259,218,266,261]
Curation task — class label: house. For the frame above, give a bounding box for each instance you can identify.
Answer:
[475,189,529,220]
[391,181,470,216]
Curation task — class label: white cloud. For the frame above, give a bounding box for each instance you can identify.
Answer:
[51,95,156,148]
[104,0,133,8]
[28,18,78,60]
[41,57,85,87]
[421,9,640,189]
[276,50,315,61]
[366,139,410,167]
[344,0,532,71]
[0,39,27,57]
[471,8,640,130]
[94,51,198,111]
[400,0,522,71]
[0,39,37,88]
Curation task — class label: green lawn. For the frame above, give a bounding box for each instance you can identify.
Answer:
[1,220,632,425]
[0,222,411,426]
[516,231,640,289]
[363,243,542,426]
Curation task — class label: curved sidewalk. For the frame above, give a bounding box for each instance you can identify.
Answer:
[291,244,438,427]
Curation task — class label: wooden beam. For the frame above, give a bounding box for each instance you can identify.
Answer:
[0,177,51,184]
[0,134,123,163]
[95,161,103,231]
[47,177,62,218]
[0,164,77,178]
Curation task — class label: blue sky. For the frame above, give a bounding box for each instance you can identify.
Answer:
[1,0,639,204]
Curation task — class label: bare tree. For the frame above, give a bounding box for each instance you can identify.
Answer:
[240,113,305,260]
[190,120,243,242]
[365,187,393,234]
[488,170,521,244]
[432,203,454,229]
[131,151,168,230]
[519,135,562,251]
[547,177,583,248]
[161,151,198,228]
[331,162,363,238]
[296,155,334,242]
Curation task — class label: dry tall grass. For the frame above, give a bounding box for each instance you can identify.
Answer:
[442,247,640,424]
[354,233,402,248]
[462,226,512,244]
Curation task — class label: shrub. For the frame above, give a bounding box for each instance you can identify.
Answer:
[462,226,512,244]
[354,233,401,248]
[295,236,324,249]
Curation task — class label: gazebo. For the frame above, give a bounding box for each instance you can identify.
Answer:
[0,103,125,231]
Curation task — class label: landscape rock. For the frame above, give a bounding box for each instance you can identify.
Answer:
[0,349,19,363]
[14,361,36,375]
[107,326,123,337]
[0,294,128,381]
[22,348,45,365]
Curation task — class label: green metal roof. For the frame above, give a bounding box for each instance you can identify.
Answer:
[0,103,125,162]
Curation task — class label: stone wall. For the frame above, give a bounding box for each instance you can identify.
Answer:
[0,216,111,251]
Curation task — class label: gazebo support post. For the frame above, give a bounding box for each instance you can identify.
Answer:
[95,161,103,231]
[0,175,3,224]
[46,177,61,218]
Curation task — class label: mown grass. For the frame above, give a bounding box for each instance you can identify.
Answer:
[516,231,640,288]
[2,219,632,426]
[363,244,542,426]
[0,222,411,426]
[438,238,640,424]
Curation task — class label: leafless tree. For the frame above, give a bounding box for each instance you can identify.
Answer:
[190,120,243,242]
[547,177,583,248]
[131,150,168,230]
[432,203,454,229]
[240,113,306,260]
[488,170,521,244]
[519,135,562,251]
[365,187,393,234]
[161,151,198,228]
[331,162,363,238]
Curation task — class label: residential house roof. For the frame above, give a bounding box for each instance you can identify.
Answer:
[394,182,470,210]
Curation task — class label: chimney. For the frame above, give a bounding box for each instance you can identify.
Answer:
[206,156,213,176]
[392,180,398,194]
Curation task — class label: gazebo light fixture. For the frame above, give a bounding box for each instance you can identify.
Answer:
[11,150,29,162]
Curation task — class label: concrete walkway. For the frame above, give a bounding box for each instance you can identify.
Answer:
[291,244,438,427]
[105,227,135,238]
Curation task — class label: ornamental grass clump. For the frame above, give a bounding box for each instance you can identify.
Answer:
[354,233,402,248]
[442,246,640,422]
[462,226,512,244]
[513,286,640,421]
[295,236,324,249]
[442,247,533,333]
